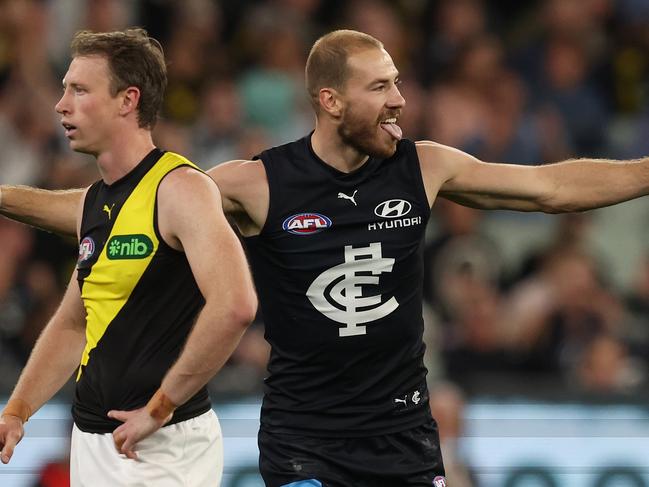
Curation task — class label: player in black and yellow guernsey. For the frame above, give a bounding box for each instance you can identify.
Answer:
[0,29,256,486]
[7,30,649,487]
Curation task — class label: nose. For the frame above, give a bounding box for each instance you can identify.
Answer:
[388,84,406,109]
[55,90,69,115]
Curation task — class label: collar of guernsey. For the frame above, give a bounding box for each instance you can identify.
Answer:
[77,151,200,380]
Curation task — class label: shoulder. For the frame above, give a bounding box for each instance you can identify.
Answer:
[415,140,483,179]
[413,140,483,206]
[159,166,219,205]
[156,167,226,249]
[208,159,267,188]
[415,140,479,165]
[207,159,270,237]
[207,159,268,212]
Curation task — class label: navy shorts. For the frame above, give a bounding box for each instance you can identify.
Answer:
[258,419,446,487]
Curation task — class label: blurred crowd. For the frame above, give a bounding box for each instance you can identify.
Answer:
[1,0,649,473]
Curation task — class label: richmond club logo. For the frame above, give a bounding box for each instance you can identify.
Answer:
[282,213,332,235]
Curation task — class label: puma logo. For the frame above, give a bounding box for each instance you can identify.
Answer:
[103,204,115,220]
[394,396,407,406]
[337,189,358,206]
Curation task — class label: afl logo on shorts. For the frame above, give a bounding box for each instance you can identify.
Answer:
[282,213,332,235]
[433,476,447,487]
[78,237,95,262]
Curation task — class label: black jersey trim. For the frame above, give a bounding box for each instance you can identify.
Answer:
[405,140,432,212]
[305,134,382,184]
[102,148,163,190]
[251,152,276,238]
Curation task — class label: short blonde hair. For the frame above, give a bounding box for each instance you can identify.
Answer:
[305,30,383,110]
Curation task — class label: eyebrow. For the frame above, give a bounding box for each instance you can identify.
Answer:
[367,73,401,87]
[62,81,85,89]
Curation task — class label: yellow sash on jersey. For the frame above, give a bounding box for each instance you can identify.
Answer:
[77,152,198,380]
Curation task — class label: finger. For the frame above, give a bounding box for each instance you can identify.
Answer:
[113,423,126,437]
[121,438,138,460]
[113,431,126,453]
[1,438,16,464]
[107,410,131,422]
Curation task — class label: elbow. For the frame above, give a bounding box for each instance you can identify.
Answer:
[535,177,588,214]
[239,296,258,329]
[537,190,582,214]
[226,290,258,331]
[539,198,583,214]
[203,278,258,331]
[539,202,563,214]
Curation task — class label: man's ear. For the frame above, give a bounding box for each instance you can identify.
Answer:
[318,88,344,118]
[119,86,141,118]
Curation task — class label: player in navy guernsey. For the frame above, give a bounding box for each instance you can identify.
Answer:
[247,134,432,436]
[5,29,649,486]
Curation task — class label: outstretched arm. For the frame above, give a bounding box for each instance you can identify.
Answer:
[108,168,257,459]
[0,157,270,239]
[0,185,82,237]
[416,141,649,212]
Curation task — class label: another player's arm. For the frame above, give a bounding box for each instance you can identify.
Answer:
[108,168,257,459]
[416,141,649,212]
[0,185,82,237]
[207,160,269,236]
[0,159,269,239]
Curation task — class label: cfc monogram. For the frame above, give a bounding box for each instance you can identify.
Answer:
[306,242,399,336]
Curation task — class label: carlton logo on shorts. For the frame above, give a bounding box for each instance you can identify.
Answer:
[433,476,447,487]
[282,213,332,235]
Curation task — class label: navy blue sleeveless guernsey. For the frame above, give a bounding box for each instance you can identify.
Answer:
[244,135,432,437]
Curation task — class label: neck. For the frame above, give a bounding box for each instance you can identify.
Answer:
[311,120,369,173]
[95,128,155,184]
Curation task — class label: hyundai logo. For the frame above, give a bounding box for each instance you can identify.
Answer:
[374,199,412,218]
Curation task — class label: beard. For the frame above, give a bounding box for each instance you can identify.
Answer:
[337,105,398,159]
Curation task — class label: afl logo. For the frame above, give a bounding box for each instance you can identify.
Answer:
[374,199,412,218]
[433,477,447,487]
[282,213,332,235]
[78,237,95,262]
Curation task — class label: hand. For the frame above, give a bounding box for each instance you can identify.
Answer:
[0,415,25,464]
[107,407,170,460]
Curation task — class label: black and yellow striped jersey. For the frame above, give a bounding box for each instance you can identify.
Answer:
[73,148,210,433]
